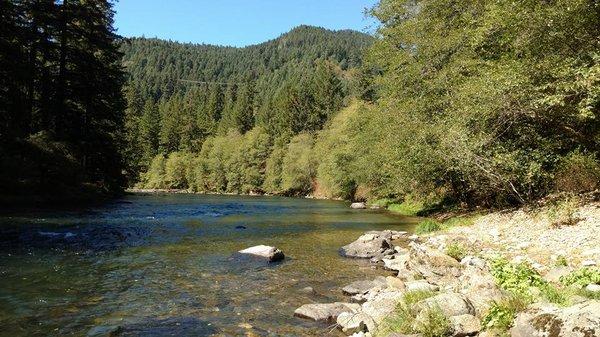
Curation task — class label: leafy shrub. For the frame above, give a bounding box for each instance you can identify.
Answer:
[280,133,316,195]
[489,259,545,297]
[482,296,528,332]
[560,268,600,288]
[547,197,580,228]
[555,151,600,193]
[446,243,467,261]
[555,256,568,267]
[164,151,192,189]
[140,154,166,189]
[415,220,442,235]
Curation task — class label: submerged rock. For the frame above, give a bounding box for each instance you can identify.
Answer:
[511,301,600,337]
[238,245,284,262]
[294,302,360,323]
[342,277,388,296]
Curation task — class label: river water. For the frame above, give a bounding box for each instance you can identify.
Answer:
[0,194,418,336]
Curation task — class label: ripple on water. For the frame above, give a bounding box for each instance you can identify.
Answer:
[0,194,418,336]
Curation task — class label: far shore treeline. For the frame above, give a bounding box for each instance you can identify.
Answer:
[1,0,599,208]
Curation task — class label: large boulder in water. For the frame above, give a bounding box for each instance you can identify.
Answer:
[294,302,361,323]
[351,202,367,209]
[238,245,284,262]
[340,231,393,258]
[511,301,600,337]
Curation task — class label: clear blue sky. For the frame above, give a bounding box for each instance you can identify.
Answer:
[114,0,379,47]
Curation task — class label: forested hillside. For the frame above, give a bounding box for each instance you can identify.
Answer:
[0,0,125,204]
[133,0,599,209]
[120,26,374,180]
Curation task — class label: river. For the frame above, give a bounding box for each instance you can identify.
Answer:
[0,194,418,336]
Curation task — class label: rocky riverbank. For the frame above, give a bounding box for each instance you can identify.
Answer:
[294,201,600,337]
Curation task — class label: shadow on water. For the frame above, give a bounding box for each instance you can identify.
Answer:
[0,194,419,336]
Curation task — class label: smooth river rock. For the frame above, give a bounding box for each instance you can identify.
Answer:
[342,277,387,295]
[238,245,284,262]
[294,302,360,323]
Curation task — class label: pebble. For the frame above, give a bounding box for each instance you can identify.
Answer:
[582,260,597,267]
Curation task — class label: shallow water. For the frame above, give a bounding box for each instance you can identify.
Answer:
[0,194,418,336]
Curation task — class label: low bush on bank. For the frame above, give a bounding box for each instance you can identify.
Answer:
[482,296,528,332]
[388,199,425,216]
[378,290,450,337]
[415,220,442,235]
[560,268,600,288]
[445,243,467,261]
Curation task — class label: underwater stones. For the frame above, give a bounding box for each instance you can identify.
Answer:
[342,277,388,296]
[238,245,284,262]
[294,302,360,323]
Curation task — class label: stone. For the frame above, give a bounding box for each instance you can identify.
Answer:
[336,311,373,334]
[383,254,410,273]
[361,289,406,331]
[511,301,600,337]
[351,202,367,209]
[298,286,315,294]
[340,231,393,259]
[415,293,475,318]
[405,280,439,292]
[238,245,285,262]
[449,314,480,337]
[585,284,600,293]
[544,267,573,284]
[386,276,406,290]
[458,265,504,317]
[460,256,487,269]
[87,325,122,337]
[582,260,597,267]
[342,277,387,295]
[294,302,360,323]
[408,242,461,281]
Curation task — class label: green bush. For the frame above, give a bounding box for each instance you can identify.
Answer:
[387,198,425,216]
[489,259,545,297]
[482,296,528,332]
[164,151,192,189]
[140,154,167,189]
[560,268,600,288]
[445,243,467,261]
[280,133,316,195]
[377,290,437,336]
[555,151,600,193]
[415,220,442,235]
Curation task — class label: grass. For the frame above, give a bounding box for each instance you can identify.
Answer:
[387,200,425,216]
[482,296,528,332]
[414,219,442,234]
[377,290,439,336]
[445,242,467,261]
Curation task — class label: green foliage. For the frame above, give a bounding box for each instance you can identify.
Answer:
[547,197,581,228]
[482,296,528,332]
[388,200,425,216]
[555,256,568,267]
[140,154,167,189]
[377,290,449,337]
[555,151,600,193]
[363,0,600,206]
[446,243,467,261]
[280,134,316,195]
[164,152,193,189]
[378,290,435,335]
[414,220,442,235]
[0,0,126,199]
[560,268,600,288]
[490,259,545,297]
